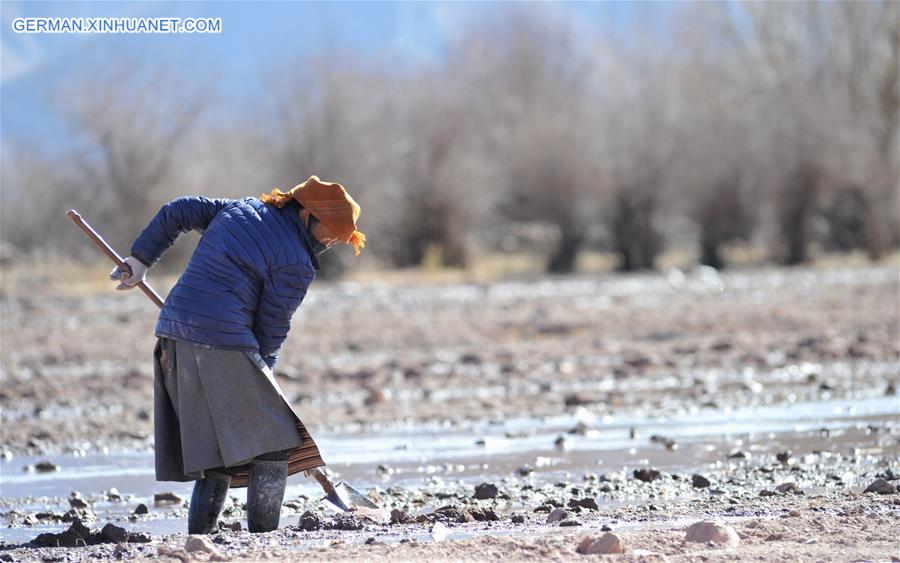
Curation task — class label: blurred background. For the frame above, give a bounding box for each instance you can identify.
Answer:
[1,0,898,283]
[1,4,898,552]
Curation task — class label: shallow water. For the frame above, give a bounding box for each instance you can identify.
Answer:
[2,393,896,543]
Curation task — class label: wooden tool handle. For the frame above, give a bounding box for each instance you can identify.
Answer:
[308,468,338,495]
[67,209,165,309]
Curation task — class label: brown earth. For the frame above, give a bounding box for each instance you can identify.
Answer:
[2,265,897,454]
[1,264,898,561]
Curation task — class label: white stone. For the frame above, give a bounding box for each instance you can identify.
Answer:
[430,522,449,542]
[684,521,740,547]
[577,533,624,554]
[184,535,219,555]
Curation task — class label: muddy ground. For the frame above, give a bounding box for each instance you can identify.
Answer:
[1,264,898,561]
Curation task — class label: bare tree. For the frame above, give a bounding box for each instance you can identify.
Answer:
[60,60,211,253]
[463,8,599,273]
[259,53,399,275]
[602,54,677,272]
[691,1,899,264]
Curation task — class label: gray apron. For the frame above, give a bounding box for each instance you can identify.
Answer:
[153,338,325,488]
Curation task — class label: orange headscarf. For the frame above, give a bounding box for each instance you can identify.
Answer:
[260,176,366,256]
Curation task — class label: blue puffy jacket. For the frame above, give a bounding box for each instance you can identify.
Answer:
[130,196,319,368]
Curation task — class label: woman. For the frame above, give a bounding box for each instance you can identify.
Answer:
[110,176,365,534]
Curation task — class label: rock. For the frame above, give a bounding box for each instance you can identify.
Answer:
[775,482,802,494]
[69,494,89,510]
[728,450,751,460]
[470,507,500,522]
[474,482,499,500]
[106,488,123,502]
[546,508,569,524]
[98,523,150,544]
[511,513,525,524]
[325,514,364,531]
[684,521,740,546]
[184,535,219,555]
[63,508,96,523]
[431,505,472,524]
[154,492,183,506]
[299,510,322,531]
[34,511,62,522]
[157,546,190,560]
[35,461,59,473]
[35,530,83,548]
[364,388,391,406]
[517,465,534,477]
[212,532,232,544]
[459,353,481,364]
[633,468,662,482]
[650,435,678,450]
[577,533,624,554]
[864,478,897,495]
[100,523,128,543]
[430,522,449,542]
[390,509,411,525]
[133,503,149,515]
[568,497,599,511]
[559,518,582,527]
[776,451,794,465]
[692,474,711,488]
[568,421,591,436]
[32,519,96,548]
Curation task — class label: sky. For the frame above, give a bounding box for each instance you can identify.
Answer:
[1,1,655,154]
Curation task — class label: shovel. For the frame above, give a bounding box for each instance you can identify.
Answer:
[308,468,381,512]
[67,209,385,516]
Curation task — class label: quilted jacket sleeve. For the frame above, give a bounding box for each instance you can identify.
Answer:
[130,196,232,267]
[253,265,313,369]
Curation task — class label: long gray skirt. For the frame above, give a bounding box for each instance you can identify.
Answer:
[153,337,325,488]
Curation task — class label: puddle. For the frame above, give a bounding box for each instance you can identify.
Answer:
[1,395,897,544]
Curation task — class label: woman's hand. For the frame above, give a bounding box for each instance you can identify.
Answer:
[110,256,148,290]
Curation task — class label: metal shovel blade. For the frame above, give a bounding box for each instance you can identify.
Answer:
[325,481,380,511]
[310,467,387,521]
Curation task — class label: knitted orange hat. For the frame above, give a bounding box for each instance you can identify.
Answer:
[260,176,366,255]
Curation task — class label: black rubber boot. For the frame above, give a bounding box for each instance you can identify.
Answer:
[246,458,288,533]
[187,471,232,534]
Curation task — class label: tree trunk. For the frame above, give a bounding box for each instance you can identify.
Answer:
[864,210,889,261]
[700,232,725,270]
[612,191,661,272]
[777,165,819,266]
[694,178,754,270]
[546,226,583,273]
[439,234,468,268]
[784,216,811,265]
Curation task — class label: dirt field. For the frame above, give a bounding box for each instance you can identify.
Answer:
[1,264,898,561]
